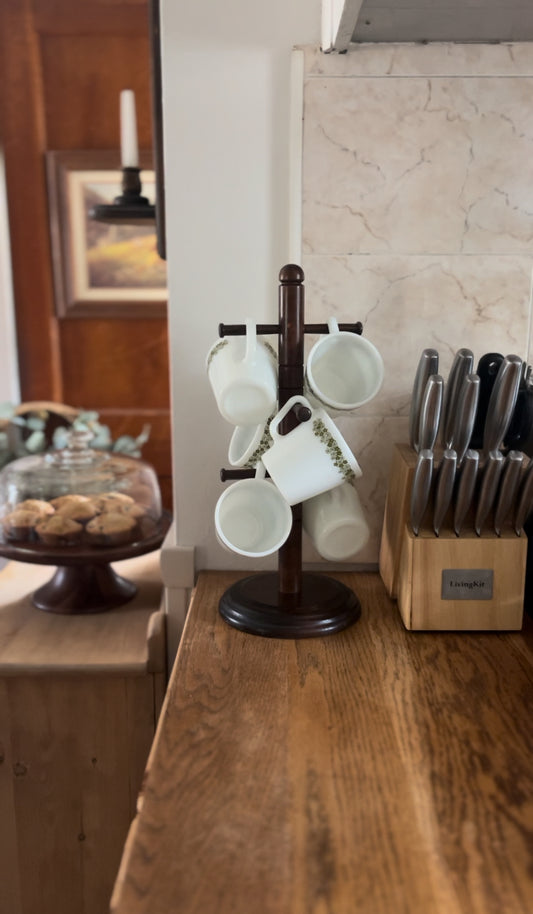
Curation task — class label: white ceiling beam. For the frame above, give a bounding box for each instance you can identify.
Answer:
[321,0,365,52]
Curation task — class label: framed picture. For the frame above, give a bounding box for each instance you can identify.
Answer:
[46,150,167,318]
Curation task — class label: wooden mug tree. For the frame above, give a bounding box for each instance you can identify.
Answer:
[217,264,362,638]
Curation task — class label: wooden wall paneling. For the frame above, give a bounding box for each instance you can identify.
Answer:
[59,319,169,408]
[40,34,153,151]
[0,0,63,401]
[6,674,157,914]
[1,0,172,507]
[0,681,22,914]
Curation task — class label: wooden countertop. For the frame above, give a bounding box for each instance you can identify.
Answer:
[111,570,533,914]
[0,553,165,675]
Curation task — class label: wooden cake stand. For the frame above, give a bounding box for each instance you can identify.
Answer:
[0,512,171,614]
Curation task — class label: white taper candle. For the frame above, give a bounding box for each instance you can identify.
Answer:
[120,89,139,168]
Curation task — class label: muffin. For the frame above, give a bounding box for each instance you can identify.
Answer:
[2,508,41,542]
[85,511,137,547]
[17,499,55,518]
[90,492,135,513]
[51,494,98,523]
[35,514,83,547]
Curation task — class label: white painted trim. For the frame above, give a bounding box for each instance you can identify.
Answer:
[0,149,20,402]
[321,0,334,51]
[322,0,365,52]
[159,521,195,588]
[288,49,305,265]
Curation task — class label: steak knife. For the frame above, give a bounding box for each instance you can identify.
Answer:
[494,450,524,536]
[453,449,479,536]
[475,450,504,536]
[410,448,434,535]
[482,355,523,455]
[442,348,474,449]
[417,374,444,452]
[409,349,439,450]
[433,449,457,536]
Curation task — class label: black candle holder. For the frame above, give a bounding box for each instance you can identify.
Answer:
[217,264,363,639]
[89,166,156,226]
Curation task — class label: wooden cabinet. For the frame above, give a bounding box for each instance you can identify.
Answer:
[0,553,166,914]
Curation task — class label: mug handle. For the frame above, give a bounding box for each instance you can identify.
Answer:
[327,316,340,335]
[269,395,313,440]
[244,317,258,364]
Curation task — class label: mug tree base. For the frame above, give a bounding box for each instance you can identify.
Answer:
[219,571,361,638]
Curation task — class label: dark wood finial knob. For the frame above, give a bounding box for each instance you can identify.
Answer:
[279,264,304,284]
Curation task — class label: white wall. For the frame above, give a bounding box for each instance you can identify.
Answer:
[160,0,321,570]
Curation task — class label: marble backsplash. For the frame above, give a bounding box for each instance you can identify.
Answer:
[300,42,533,566]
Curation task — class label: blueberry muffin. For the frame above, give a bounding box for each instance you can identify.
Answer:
[17,499,55,518]
[85,511,137,547]
[2,508,41,542]
[35,514,83,547]
[51,495,98,523]
[90,492,135,513]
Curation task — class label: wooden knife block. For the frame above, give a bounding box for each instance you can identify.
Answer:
[397,527,526,630]
[379,443,419,599]
[379,443,527,630]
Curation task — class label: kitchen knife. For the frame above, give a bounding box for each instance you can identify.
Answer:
[482,354,523,455]
[410,448,434,535]
[449,372,480,466]
[493,450,524,536]
[470,353,504,449]
[504,373,533,457]
[417,374,444,452]
[409,349,439,450]
[513,459,533,535]
[433,449,457,536]
[453,449,479,536]
[474,449,504,536]
[441,348,474,449]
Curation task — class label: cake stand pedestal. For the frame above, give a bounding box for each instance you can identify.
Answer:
[0,512,171,614]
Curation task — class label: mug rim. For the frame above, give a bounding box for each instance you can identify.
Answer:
[214,477,292,557]
[306,331,384,411]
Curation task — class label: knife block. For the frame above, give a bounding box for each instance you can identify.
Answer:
[397,526,527,630]
[379,443,421,599]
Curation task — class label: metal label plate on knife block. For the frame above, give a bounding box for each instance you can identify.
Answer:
[441,568,493,600]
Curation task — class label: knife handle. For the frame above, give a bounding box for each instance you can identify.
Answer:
[494,450,524,536]
[482,355,522,454]
[409,349,439,450]
[417,374,444,452]
[433,449,457,536]
[410,449,434,535]
[452,373,480,466]
[475,450,504,536]
[442,348,474,449]
[514,459,533,534]
[453,449,479,536]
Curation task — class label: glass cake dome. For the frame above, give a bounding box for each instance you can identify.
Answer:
[0,428,162,550]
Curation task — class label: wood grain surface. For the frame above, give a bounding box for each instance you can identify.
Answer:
[111,570,533,914]
[0,553,165,674]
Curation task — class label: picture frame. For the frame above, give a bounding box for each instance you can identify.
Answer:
[46,150,167,319]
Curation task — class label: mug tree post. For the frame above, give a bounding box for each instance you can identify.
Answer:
[217,264,362,637]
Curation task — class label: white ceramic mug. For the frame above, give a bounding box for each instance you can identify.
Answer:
[206,319,278,425]
[261,395,362,506]
[228,413,275,469]
[305,317,384,413]
[214,464,292,558]
[303,482,370,562]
